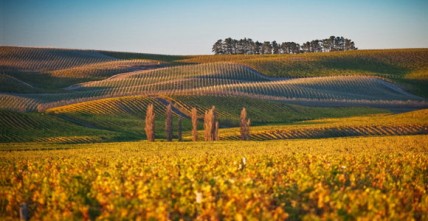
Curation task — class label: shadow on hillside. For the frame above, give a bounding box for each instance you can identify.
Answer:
[318,57,409,78]
[1,68,96,93]
[100,51,193,65]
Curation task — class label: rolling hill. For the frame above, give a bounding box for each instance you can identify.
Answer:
[1,46,427,142]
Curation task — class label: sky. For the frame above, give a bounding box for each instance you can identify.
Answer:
[1,0,428,55]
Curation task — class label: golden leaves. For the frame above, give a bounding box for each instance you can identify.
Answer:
[1,136,427,220]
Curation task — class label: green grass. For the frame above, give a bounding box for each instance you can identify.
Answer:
[0,110,118,143]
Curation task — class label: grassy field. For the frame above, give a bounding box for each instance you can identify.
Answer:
[1,136,427,220]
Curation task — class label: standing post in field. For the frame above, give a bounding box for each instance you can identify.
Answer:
[240,107,251,140]
[165,103,173,141]
[191,108,198,141]
[145,104,155,142]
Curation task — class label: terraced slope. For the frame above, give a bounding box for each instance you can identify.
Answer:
[52,59,161,81]
[0,47,163,91]
[42,62,425,110]
[170,95,388,125]
[0,73,37,93]
[0,110,117,143]
[0,94,39,112]
[45,95,386,132]
[220,109,428,140]
[182,49,428,79]
[0,46,115,71]
[1,46,427,143]
[44,96,191,141]
[182,49,428,97]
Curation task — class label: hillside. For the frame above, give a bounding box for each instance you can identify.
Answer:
[1,46,427,142]
[220,108,428,140]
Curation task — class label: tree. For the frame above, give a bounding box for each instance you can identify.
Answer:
[344,38,357,50]
[329,36,336,51]
[280,42,289,54]
[165,103,173,141]
[293,42,301,54]
[245,38,255,54]
[262,41,272,54]
[255,41,262,54]
[212,39,224,54]
[204,106,218,141]
[212,37,356,55]
[178,117,183,141]
[232,39,239,54]
[236,39,245,54]
[145,104,155,142]
[334,36,345,51]
[301,41,311,53]
[322,38,333,52]
[224,38,234,54]
[272,41,280,54]
[191,107,198,141]
[210,106,218,141]
[240,107,251,140]
[310,40,322,52]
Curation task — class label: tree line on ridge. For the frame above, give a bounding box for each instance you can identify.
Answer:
[212,36,357,55]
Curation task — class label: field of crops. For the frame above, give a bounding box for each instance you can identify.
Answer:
[221,109,428,140]
[0,94,396,143]
[1,46,428,220]
[1,136,427,220]
[1,46,428,143]
[1,47,427,113]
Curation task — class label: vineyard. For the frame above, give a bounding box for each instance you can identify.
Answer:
[1,46,428,220]
[220,109,428,140]
[1,46,428,143]
[1,136,427,220]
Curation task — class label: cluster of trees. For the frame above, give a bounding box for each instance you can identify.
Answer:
[212,36,357,55]
[144,104,250,141]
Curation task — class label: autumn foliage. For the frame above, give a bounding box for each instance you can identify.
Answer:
[204,106,219,141]
[145,103,155,142]
[191,108,198,141]
[240,107,251,140]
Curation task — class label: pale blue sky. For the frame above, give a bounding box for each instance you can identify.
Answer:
[1,0,427,55]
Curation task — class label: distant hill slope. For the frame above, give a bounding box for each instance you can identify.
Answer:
[0,46,115,71]
[1,46,427,143]
[220,108,428,140]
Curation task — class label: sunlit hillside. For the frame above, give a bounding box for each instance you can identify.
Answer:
[1,46,427,143]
